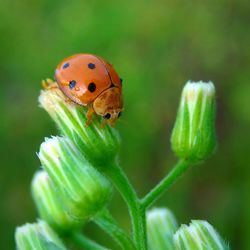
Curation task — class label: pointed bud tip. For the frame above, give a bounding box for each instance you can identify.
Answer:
[174,220,229,250]
[184,80,215,98]
[38,136,66,166]
[147,207,178,250]
[15,221,67,250]
[38,83,71,106]
[147,207,177,226]
[32,170,48,187]
[40,136,64,152]
[39,88,62,112]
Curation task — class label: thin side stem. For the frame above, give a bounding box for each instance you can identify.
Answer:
[142,159,190,208]
[94,209,135,250]
[103,162,147,250]
[71,231,109,250]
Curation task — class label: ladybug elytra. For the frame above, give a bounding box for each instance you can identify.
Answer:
[55,54,123,126]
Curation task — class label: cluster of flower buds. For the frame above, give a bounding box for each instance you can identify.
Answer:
[171,81,216,163]
[15,80,224,249]
[16,85,119,249]
[147,208,229,250]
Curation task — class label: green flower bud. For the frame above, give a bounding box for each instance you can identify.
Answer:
[38,136,112,221]
[147,207,178,250]
[174,220,229,250]
[38,86,120,167]
[171,81,216,163]
[32,170,81,232]
[15,220,67,250]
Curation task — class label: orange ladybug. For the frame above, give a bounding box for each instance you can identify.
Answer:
[55,54,123,126]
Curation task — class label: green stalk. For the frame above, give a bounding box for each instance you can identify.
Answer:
[103,162,147,250]
[71,231,109,250]
[94,209,135,250]
[142,159,191,208]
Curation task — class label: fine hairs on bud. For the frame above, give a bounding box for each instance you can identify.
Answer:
[174,220,229,250]
[15,221,67,250]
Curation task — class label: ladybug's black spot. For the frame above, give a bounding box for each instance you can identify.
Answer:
[110,83,115,87]
[88,82,96,92]
[88,63,95,69]
[63,62,70,69]
[103,113,111,119]
[69,80,76,89]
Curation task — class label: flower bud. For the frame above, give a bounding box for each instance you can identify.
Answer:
[38,86,120,167]
[38,136,112,221]
[15,220,67,250]
[171,81,216,163]
[32,170,80,232]
[147,207,178,250]
[174,220,229,250]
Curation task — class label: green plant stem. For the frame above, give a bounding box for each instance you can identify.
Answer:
[103,162,147,250]
[71,231,109,250]
[94,209,135,250]
[142,159,191,208]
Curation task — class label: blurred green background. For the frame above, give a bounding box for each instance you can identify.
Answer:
[1,0,250,249]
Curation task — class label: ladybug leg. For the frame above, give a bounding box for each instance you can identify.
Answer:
[101,119,116,128]
[109,120,116,128]
[100,119,108,128]
[42,78,58,90]
[85,105,95,126]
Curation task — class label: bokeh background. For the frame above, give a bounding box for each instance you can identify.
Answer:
[1,0,250,249]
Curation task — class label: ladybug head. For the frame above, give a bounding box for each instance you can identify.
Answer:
[93,87,123,125]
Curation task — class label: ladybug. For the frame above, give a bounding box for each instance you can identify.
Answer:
[55,54,123,126]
